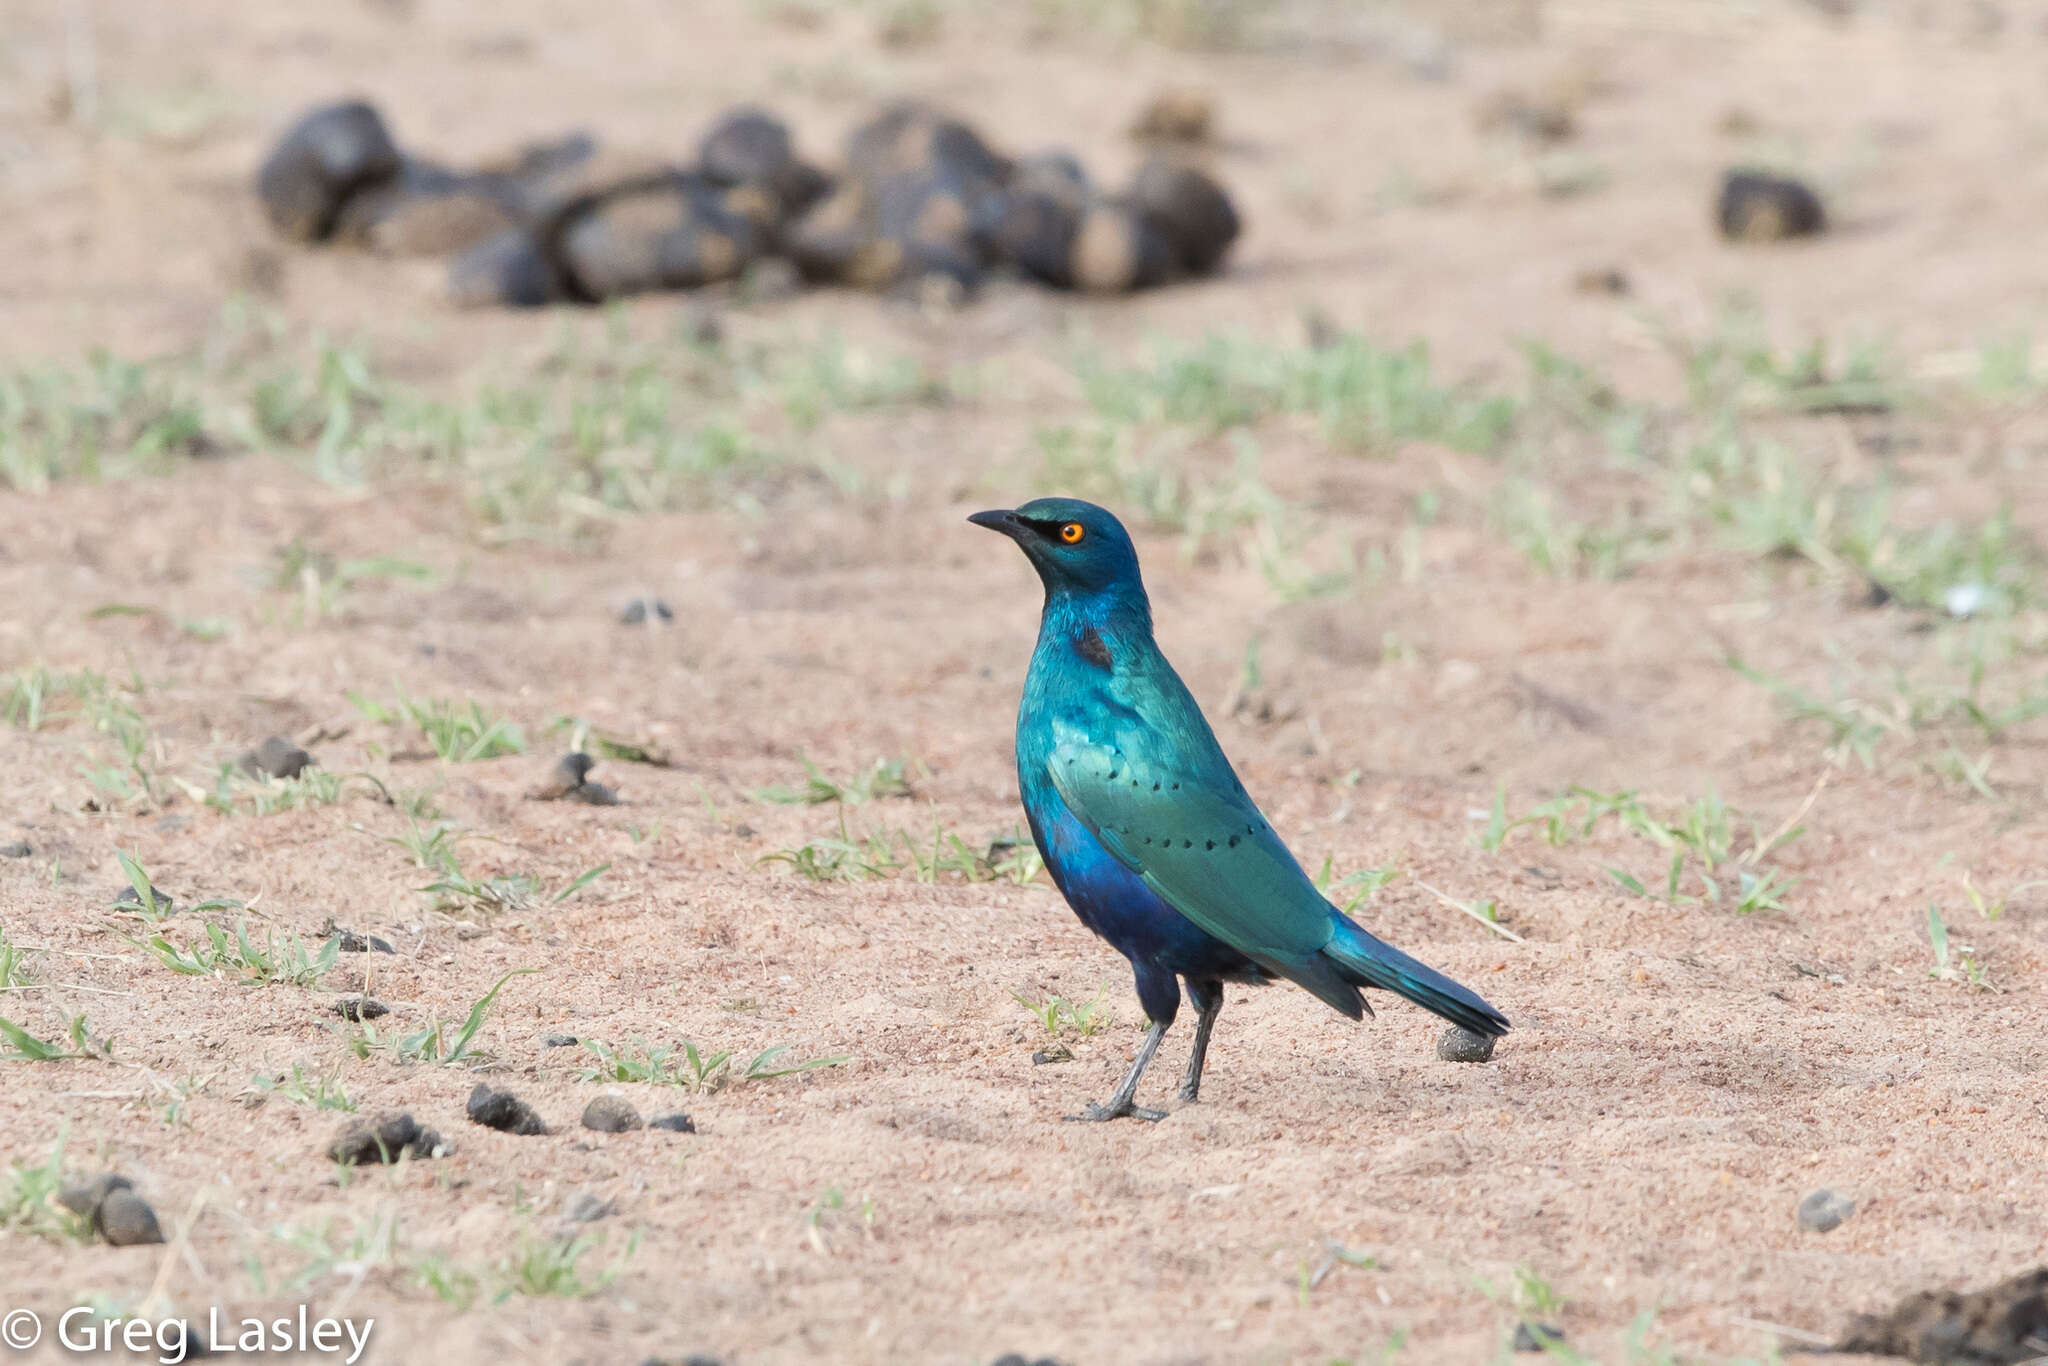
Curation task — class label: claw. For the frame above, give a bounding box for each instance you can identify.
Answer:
[1176,1082,1200,1104]
[1063,1099,1167,1123]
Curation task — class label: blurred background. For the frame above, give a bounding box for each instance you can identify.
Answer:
[3,3,2047,1363]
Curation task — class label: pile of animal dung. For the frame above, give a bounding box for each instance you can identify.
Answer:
[1826,1265,2048,1365]
[255,98,1242,308]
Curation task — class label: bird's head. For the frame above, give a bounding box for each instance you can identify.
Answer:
[968,497,1147,606]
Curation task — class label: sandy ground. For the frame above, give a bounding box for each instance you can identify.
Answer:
[2,2,2046,1364]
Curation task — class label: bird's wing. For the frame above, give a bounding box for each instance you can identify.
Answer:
[1045,737,1338,969]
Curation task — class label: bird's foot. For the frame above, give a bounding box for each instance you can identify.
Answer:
[1176,1082,1201,1104]
[1063,1098,1167,1123]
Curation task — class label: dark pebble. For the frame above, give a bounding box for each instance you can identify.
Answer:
[1717,170,1825,242]
[447,229,563,309]
[543,1034,580,1048]
[255,100,403,242]
[701,107,793,185]
[1130,87,1214,143]
[1797,1188,1854,1233]
[530,752,604,802]
[1573,266,1630,296]
[97,1188,166,1246]
[565,1192,616,1223]
[1437,1027,1497,1063]
[328,1112,448,1165]
[531,752,619,805]
[558,176,760,301]
[331,928,396,954]
[332,997,390,1022]
[239,736,314,780]
[332,161,518,257]
[846,101,1007,189]
[648,1112,696,1134]
[581,1095,644,1133]
[620,597,675,625]
[981,187,1079,287]
[699,108,829,220]
[1512,1323,1565,1352]
[467,1083,549,1136]
[1031,1046,1072,1066]
[0,840,29,858]
[1129,153,1240,276]
[58,1173,134,1217]
[112,884,174,915]
[785,182,871,284]
[160,1322,212,1361]
[1067,201,1177,294]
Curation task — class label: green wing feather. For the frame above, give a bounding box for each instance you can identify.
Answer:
[1046,737,1361,1012]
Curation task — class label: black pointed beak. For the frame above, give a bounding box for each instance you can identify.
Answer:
[968,508,1028,540]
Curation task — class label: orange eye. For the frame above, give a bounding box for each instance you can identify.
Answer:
[1059,522,1085,545]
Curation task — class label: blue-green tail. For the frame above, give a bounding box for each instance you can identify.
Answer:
[1324,917,1510,1038]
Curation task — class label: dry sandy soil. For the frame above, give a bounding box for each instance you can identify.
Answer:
[2,2,2047,1364]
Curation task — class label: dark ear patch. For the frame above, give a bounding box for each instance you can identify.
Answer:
[1075,626,1112,671]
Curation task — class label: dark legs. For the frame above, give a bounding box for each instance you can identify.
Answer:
[1065,1020,1169,1123]
[1178,979,1223,1103]
[1065,978,1227,1122]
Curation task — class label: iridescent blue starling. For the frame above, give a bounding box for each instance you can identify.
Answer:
[971,497,1509,1121]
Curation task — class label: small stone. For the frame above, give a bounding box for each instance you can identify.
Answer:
[1031,1044,1072,1065]
[581,1095,644,1134]
[446,229,562,309]
[1512,1323,1565,1352]
[156,1321,208,1362]
[332,997,389,1022]
[330,927,395,954]
[557,176,762,301]
[112,884,174,915]
[97,1189,166,1246]
[239,736,314,780]
[1129,154,1240,277]
[328,1112,448,1165]
[1572,266,1630,296]
[58,1173,134,1218]
[566,781,620,807]
[1475,89,1577,142]
[530,752,597,801]
[255,100,403,243]
[467,1083,548,1136]
[1437,1027,1497,1063]
[1797,1188,1854,1233]
[845,101,1008,190]
[1130,87,1214,143]
[336,167,520,257]
[1067,200,1177,293]
[0,840,29,858]
[620,597,674,625]
[543,1034,580,1048]
[1717,170,1825,242]
[565,1192,616,1223]
[648,1112,696,1134]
